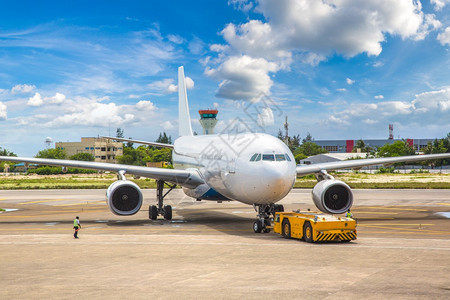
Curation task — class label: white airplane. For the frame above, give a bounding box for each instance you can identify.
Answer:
[1,66,450,233]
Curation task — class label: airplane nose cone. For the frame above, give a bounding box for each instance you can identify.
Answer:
[228,162,296,204]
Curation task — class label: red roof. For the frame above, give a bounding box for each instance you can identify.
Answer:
[198,109,218,115]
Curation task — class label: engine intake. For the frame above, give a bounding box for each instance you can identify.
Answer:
[312,179,353,214]
[106,180,143,215]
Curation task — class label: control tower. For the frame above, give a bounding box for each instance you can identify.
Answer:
[198,109,218,135]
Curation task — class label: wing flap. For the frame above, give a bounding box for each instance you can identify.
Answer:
[0,156,203,188]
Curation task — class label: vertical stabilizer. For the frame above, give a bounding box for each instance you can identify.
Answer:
[178,66,194,137]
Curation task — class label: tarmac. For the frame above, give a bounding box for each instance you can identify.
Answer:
[1,189,450,299]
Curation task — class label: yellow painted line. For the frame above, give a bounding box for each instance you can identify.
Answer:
[354,217,395,220]
[437,203,450,206]
[0,216,32,218]
[54,201,104,207]
[358,224,450,235]
[355,206,427,212]
[18,199,68,205]
[360,224,434,226]
[354,211,398,215]
[0,198,8,201]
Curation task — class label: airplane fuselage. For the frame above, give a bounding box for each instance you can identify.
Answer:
[172,133,297,205]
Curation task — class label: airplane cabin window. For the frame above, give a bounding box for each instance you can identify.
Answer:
[250,153,258,161]
[275,154,286,161]
[262,154,275,161]
[255,154,261,161]
[285,153,292,161]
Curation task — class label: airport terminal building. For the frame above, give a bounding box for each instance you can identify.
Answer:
[313,138,434,153]
[55,137,123,163]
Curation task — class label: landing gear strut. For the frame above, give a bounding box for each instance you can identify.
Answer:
[253,204,284,233]
[149,180,176,220]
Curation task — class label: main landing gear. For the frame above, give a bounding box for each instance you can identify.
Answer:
[253,204,284,233]
[149,180,176,220]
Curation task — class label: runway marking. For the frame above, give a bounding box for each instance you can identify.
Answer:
[437,203,450,206]
[354,217,395,220]
[0,198,8,201]
[0,216,32,218]
[354,211,398,215]
[54,201,104,206]
[358,224,450,235]
[361,223,434,226]
[18,199,68,205]
[355,206,428,212]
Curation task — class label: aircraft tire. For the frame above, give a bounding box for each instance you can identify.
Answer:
[163,205,172,220]
[149,205,158,220]
[253,220,263,233]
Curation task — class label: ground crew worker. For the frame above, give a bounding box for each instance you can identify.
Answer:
[346,209,353,218]
[73,216,81,238]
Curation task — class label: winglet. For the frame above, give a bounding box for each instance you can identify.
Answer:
[178,66,193,137]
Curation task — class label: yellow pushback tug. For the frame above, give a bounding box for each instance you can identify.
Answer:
[273,211,357,243]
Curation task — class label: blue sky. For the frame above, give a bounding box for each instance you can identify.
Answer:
[1,0,449,156]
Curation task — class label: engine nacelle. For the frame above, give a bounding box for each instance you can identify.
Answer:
[106,180,143,216]
[312,179,353,214]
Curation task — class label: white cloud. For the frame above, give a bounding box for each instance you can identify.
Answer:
[27,92,43,106]
[0,102,7,120]
[430,0,450,10]
[27,92,66,106]
[48,92,66,104]
[257,107,274,126]
[149,77,194,94]
[374,95,384,99]
[208,0,440,103]
[228,0,253,12]
[167,34,184,44]
[327,115,350,126]
[437,27,450,46]
[136,100,156,111]
[11,84,35,94]
[48,102,135,127]
[205,55,279,100]
[346,78,355,85]
[336,88,347,92]
[223,0,439,59]
[363,119,378,124]
[160,120,174,130]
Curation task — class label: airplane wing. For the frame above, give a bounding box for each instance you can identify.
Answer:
[101,136,174,149]
[296,153,450,176]
[0,156,203,188]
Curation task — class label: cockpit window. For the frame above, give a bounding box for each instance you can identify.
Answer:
[255,153,261,161]
[285,153,292,162]
[262,154,275,161]
[275,154,286,161]
[250,153,258,161]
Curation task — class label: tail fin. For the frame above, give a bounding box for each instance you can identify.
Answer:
[178,66,194,137]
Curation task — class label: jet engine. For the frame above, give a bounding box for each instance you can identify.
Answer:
[106,180,143,215]
[312,179,353,214]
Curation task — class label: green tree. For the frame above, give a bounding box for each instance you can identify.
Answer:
[302,132,313,144]
[376,140,415,157]
[156,132,172,144]
[295,142,327,157]
[70,153,95,161]
[0,147,17,172]
[116,128,124,138]
[35,148,66,159]
[0,147,16,157]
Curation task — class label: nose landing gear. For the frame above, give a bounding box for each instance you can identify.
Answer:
[253,204,284,233]
[149,180,176,220]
